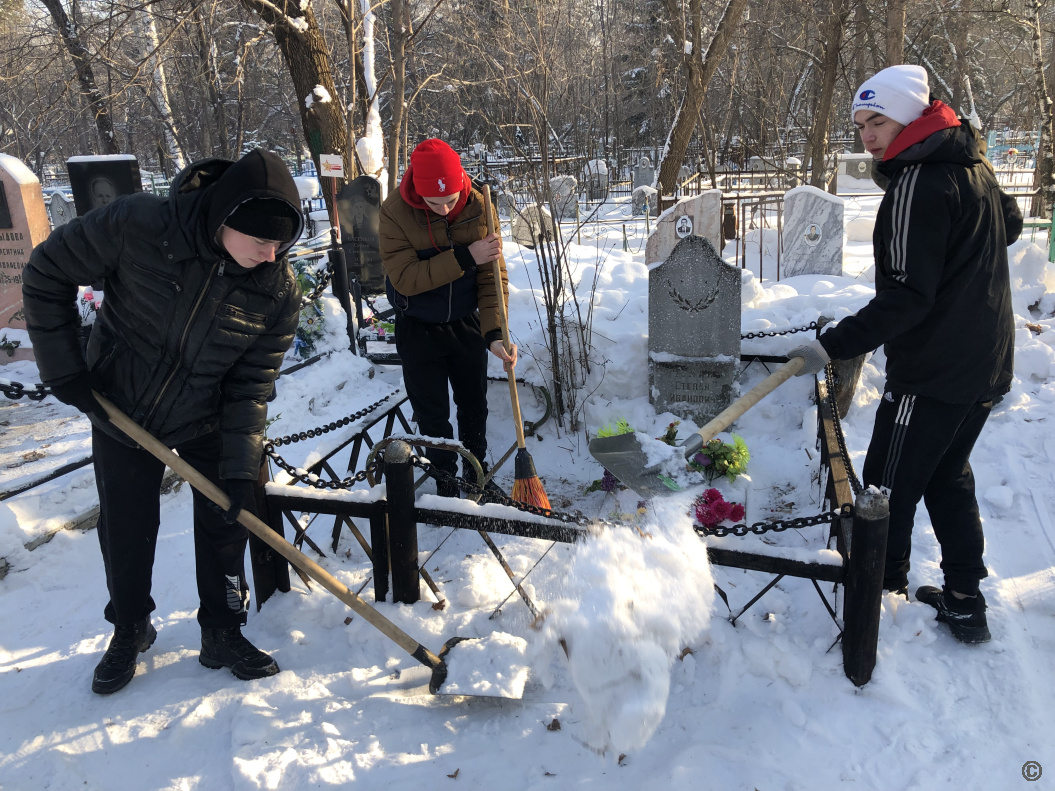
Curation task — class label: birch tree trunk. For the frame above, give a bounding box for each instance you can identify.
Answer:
[138,5,186,171]
[1025,0,1054,218]
[386,0,411,194]
[885,0,905,67]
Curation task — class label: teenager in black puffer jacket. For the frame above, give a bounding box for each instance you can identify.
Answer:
[22,148,304,693]
[788,66,1023,645]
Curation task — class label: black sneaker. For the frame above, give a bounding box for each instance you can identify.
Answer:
[199,627,280,680]
[915,585,991,644]
[92,619,157,694]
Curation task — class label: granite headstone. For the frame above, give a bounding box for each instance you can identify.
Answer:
[781,185,844,278]
[511,203,556,247]
[336,175,385,293]
[0,153,51,356]
[649,236,741,424]
[584,159,608,200]
[47,191,76,228]
[549,175,578,221]
[632,156,655,190]
[67,155,143,216]
[632,185,657,217]
[644,189,723,264]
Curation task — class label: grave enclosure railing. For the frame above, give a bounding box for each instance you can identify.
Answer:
[255,360,889,687]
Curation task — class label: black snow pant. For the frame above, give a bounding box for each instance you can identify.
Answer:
[861,390,994,596]
[92,426,251,629]
[394,311,489,479]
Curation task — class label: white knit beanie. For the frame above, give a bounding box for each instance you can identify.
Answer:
[852,65,930,126]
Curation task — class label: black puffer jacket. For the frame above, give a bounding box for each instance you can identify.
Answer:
[820,121,1022,403]
[22,150,304,479]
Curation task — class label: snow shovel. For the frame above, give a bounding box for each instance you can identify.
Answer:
[588,357,805,496]
[91,392,527,699]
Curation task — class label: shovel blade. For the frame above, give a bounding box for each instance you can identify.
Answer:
[430,634,530,699]
[588,434,682,497]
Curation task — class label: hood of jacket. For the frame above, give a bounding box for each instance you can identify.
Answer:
[169,149,305,266]
[877,101,981,178]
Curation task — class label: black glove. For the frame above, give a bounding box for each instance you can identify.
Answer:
[222,479,258,525]
[787,339,832,377]
[49,371,109,423]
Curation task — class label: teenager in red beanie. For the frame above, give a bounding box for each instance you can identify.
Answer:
[379,138,516,495]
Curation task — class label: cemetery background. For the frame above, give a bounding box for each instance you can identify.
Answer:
[2,168,1055,787]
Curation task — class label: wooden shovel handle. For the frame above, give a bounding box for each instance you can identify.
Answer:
[92,392,443,671]
[681,357,805,457]
[481,186,527,450]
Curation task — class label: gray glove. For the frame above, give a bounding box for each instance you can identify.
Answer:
[787,339,831,376]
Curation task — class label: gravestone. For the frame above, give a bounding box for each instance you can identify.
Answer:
[336,175,385,293]
[47,192,76,228]
[678,165,693,186]
[781,185,844,278]
[649,236,741,424]
[497,190,517,218]
[632,185,657,217]
[632,157,655,190]
[67,155,143,215]
[0,154,51,355]
[644,189,723,264]
[511,203,556,247]
[837,152,874,191]
[584,159,608,200]
[549,175,578,221]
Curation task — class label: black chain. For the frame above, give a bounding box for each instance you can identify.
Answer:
[266,448,378,490]
[741,320,820,341]
[824,364,863,496]
[0,380,50,401]
[264,394,393,449]
[411,455,594,526]
[694,509,836,537]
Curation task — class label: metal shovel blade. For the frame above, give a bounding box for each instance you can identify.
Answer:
[587,433,682,497]
[588,358,804,496]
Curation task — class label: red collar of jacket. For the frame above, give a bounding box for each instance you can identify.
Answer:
[883,101,961,161]
[398,161,472,222]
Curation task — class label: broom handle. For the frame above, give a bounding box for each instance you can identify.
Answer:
[92,392,443,670]
[482,186,527,451]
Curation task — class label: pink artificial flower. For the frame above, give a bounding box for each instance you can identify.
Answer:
[712,499,733,521]
[83,288,94,302]
[730,503,745,522]
[704,488,723,504]
[695,502,716,527]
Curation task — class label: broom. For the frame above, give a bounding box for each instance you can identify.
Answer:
[482,185,551,510]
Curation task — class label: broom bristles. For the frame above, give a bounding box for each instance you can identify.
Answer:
[511,474,551,510]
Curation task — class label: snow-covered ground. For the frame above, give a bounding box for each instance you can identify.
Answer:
[2,192,1054,790]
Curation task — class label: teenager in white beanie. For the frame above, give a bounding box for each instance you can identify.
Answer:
[788,64,1024,645]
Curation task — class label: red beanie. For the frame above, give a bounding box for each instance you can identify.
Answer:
[410,139,465,198]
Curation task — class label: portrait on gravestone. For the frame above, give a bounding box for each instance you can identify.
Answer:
[67,155,143,216]
[676,215,693,238]
[336,175,385,293]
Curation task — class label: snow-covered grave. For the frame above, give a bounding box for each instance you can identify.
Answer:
[1,186,1054,788]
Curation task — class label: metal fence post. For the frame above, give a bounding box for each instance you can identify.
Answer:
[842,488,889,686]
[383,440,420,604]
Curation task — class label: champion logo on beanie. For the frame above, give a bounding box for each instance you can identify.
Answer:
[223,197,300,243]
[410,139,465,198]
[852,65,930,126]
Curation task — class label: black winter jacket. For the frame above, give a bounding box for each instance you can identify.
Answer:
[819,123,1022,403]
[22,150,304,480]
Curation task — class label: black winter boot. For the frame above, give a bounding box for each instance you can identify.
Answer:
[915,585,991,644]
[92,619,157,694]
[199,627,279,680]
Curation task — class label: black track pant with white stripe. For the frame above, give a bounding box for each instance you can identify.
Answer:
[861,390,993,596]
